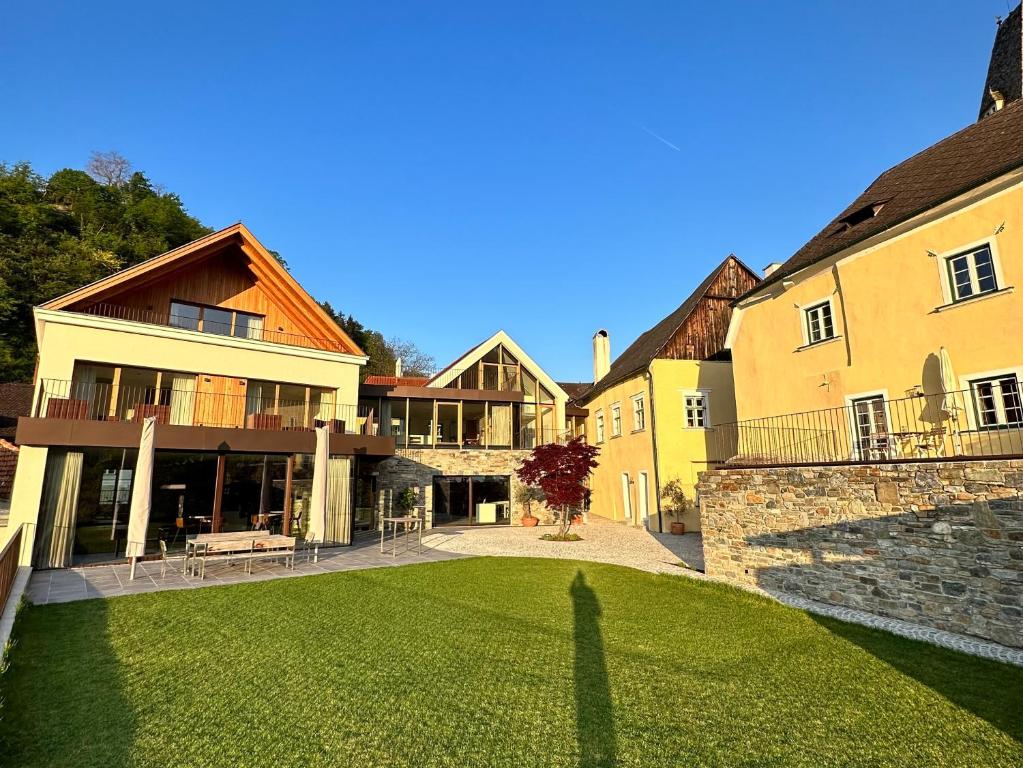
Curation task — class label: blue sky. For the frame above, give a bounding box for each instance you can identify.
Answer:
[1,2,1008,380]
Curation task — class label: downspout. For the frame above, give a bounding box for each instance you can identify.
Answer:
[647,364,663,533]
[831,263,853,368]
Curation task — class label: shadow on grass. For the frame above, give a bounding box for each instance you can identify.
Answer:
[810,613,1023,742]
[0,595,135,767]
[571,570,616,768]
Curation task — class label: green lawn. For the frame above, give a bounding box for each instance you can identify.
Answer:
[1,558,1021,767]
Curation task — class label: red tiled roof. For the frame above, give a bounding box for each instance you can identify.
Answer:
[362,375,432,387]
[0,439,19,499]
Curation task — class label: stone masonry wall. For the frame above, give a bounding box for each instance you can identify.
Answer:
[375,448,558,527]
[697,461,1023,648]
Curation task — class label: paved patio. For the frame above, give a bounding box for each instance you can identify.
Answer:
[26,534,468,605]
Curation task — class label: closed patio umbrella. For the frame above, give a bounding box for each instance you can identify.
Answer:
[307,425,329,544]
[939,346,964,456]
[127,416,157,580]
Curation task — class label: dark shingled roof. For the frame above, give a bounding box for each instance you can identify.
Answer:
[577,256,747,405]
[746,98,1023,298]
[0,382,33,440]
[558,382,591,403]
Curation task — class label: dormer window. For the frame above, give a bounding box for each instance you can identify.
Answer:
[830,201,885,235]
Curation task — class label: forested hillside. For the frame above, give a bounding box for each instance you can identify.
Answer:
[0,153,431,382]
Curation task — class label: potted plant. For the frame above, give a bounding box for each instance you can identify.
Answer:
[661,479,692,535]
[515,484,545,527]
[395,487,418,516]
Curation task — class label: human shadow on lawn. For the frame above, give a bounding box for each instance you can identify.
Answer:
[0,593,135,768]
[571,570,617,768]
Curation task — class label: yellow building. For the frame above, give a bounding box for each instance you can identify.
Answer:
[574,256,760,531]
[727,32,1023,463]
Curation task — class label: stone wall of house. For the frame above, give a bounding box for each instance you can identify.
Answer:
[697,461,1023,648]
[375,448,557,526]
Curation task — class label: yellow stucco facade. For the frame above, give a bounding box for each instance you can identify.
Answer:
[583,359,736,532]
[730,177,1023,429]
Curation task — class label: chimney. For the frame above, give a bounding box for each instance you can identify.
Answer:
[593,330,610,384]
[763,262,783,277]
[978,4,1022,119]
[394,357,402,378]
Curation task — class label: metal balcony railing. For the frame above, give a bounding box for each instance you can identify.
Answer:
[709,387,1023,467]
[35,379,365,434]
[76,303,351,353]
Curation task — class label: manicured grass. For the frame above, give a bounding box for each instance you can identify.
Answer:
[1,558,1020,767]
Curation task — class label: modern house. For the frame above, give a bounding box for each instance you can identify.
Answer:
[357,330,573,527]
[3,223,392,568]
[724,7,1023,465]
[573,256,760,531]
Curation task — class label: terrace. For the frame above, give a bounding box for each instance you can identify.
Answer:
[710,386,1023,467]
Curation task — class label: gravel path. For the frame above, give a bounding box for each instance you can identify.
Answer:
[422,517,707,577]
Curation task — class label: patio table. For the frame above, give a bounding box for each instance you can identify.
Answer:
[380,515,424,557]
[184,532,292,575]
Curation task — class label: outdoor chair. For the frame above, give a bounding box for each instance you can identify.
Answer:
[299,534,320,564]
[158,540,185,578]
[290,509,304,535]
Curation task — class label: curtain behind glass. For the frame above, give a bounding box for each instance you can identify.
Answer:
[168,374,196,426]
[325,456,352,545]
[34,451,84,569]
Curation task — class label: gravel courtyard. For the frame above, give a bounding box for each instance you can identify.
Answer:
[421,516,706,575]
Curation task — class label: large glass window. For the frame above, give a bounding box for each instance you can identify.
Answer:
[169,300,265,340]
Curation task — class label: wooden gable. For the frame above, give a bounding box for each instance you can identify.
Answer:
[42,224,363,355]
[657,256,761,361]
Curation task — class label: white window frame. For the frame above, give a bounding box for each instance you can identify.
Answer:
[799,296,837,346]
[844,389,892,461]
[610,402,622,437]
[682,389,710,429]
[959,367,1023,431]
[631,393,646,431]
[933,238,1007,306]
[595,409,605,443]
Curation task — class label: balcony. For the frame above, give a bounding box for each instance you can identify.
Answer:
[710,387,1023,467]
[75,302,351,354]
[35,379,365,434]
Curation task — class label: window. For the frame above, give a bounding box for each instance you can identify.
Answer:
[610,403,622,436]
[632,395,646,431]
[970,374,1022,428]
[947,245,998,302]
[684,392,709,428]
[595,411,605,443]
[170,301,265,341]
[804,301,835,344]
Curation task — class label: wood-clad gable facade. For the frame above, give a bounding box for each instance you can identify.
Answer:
[41,224,362,356]
[657,256,761,361]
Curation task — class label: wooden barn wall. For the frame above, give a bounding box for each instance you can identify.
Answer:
[659,259,760,361]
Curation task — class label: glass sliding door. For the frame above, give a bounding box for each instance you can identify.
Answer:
[432,475,510,526]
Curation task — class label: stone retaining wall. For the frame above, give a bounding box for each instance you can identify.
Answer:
[697,461,1023,647]
[375,448,557,526]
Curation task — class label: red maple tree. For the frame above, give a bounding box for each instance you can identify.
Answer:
[516,437,599,534]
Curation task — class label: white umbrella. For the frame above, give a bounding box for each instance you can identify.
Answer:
[306,425,329,546]
[938,346,963,456]
[127,416,157,580]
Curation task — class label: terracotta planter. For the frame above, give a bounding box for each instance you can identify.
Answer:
[521,515,539,527]
[670,521,686,535]
[570,514,584,526]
